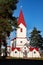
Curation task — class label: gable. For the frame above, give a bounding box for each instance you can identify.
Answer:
[12,47,20,51]
[19,23,26,28]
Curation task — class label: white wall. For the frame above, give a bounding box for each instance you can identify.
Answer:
[10,51,14,57]
[10,49,41,58]
[10,49,20,57]
[32,49,41,58]
[27,51,32,58]
[27,49,41,58]
[19,51,23,58]
[16,38,27,48]
[21,46,29,52]
[16,23,26,37]
[10,50,24,58]
[16,23,27,48]
[13,49,19,57]
[10,41,13,47]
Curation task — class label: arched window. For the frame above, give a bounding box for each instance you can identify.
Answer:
[20,28,22,32]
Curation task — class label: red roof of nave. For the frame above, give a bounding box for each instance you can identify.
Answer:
[18,9,26,27]
[12,47,20,51]
[29,47,38,51]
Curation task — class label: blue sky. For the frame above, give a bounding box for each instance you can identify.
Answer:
[7,0,43,45]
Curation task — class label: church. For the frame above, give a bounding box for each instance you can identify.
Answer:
[11,9,29,48]
[7,9,41,58]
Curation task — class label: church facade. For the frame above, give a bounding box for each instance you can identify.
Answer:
[7,9,41,58]
[11,9,29,48]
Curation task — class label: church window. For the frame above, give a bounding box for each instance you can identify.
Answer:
[15,51,17,53]
[24,47,26,49]
[20,28,22,32]
[34,51,36,54]
[20,41,22,43]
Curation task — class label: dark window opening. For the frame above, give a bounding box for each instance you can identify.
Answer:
[34,51,36,54]
[15,51,17,53]
[20,41,22,43]
[24,47,26,49]
[20,28,22,32]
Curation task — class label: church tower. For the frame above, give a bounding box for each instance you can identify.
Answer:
[16,9,27,48]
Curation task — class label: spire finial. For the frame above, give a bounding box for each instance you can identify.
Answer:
[20,5,23,10]
[20,5,23,8]
[20,0,23,9]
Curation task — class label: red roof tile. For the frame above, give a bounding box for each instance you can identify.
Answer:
[18,9,26,27]
[12,47,20,51]
[29,47,38,51]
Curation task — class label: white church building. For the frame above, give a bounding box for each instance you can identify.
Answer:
[7,9,41,58]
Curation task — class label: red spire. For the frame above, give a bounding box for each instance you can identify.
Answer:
[18,9,26,27]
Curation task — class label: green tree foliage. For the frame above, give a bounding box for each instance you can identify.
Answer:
[0,0,19,58]
[29,27,43,49]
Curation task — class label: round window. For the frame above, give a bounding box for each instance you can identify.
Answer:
[24,47,26,49]
[15,51,17,53]
[34,51,36,54]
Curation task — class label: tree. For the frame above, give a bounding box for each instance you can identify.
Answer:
[29,27,43,49]
[0,0,19,58]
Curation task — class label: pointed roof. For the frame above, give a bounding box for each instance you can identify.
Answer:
[18,9,26,27]
[12,47,20,51]
[29,47,38,51]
